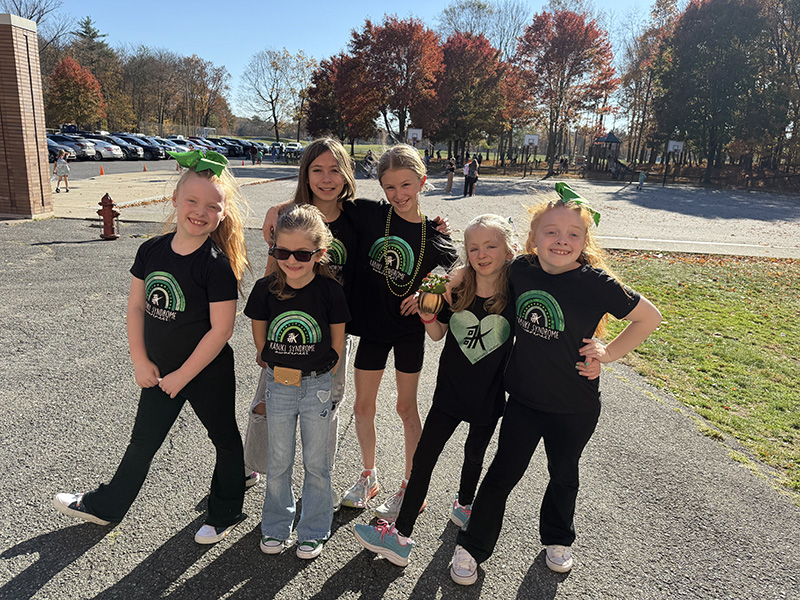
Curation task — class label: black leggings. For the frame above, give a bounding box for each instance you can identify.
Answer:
[457,397,600,563]
[82,378,245,528]
[395,403,498,537]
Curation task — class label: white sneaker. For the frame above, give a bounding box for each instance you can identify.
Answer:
[296,539,324,559]
[260,536,292,554]
[53,493,110,526]
[245,471,260,488]
[450,545,478,585]
[341,470,379,509]
[545,544,573,572]
[375,480,426,521]
[194,521,241,544]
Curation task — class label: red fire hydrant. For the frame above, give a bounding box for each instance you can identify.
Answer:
[97,193,120,240]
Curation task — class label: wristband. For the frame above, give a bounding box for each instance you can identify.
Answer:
[419,315,437,324]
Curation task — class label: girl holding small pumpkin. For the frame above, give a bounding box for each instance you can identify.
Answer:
[352,214,517,566]
[340,145,457,520]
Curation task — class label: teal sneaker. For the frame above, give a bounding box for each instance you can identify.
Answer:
[450,494,472,527]
[353,521,414,567]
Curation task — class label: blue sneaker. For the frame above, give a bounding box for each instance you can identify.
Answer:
[353,521,414,567]
[450,494,472,527]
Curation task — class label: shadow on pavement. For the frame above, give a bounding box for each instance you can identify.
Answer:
[514,549,564,599]
[90,516,208,599]
[407,522,485,599]
[0,522,108,600]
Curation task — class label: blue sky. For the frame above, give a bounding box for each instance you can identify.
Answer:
[56,0,651,115]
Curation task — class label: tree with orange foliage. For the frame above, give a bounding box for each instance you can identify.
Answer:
[47,55,106,128]
[437,33,504,156]
[349,16,444,141]
[515,10,617,174]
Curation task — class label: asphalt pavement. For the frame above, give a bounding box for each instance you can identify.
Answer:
[0,173,798,599]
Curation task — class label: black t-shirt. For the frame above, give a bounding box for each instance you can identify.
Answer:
[325,209,358,303]
[130,232,238,393]
[344,198,458,341]
[504,255,640,413]
[244,274,350,373]
[433,294,514,425]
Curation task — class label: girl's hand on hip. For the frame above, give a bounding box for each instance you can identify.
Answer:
[400,294,419,316]
[579,338,608,362]
[256,353,267,368]
[576,357,602,380]
[133,361,161,388]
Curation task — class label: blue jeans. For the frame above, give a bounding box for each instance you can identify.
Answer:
[262,367,333,542]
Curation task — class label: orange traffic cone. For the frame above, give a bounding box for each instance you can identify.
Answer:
[99,166,104,175]
[241,160,244,166]
[143,164,147,172]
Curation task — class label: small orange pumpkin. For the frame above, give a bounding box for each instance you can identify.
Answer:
[418,291,445,315]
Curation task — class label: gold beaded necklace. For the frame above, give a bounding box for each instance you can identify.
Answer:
[384,207,426,297]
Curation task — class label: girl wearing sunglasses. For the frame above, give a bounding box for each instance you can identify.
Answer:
[244,204,350,559]
[248,138,359,499]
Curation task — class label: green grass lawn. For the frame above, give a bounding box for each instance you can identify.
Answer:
[605,251,800,496]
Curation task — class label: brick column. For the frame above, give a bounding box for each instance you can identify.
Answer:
[0,14,52,218]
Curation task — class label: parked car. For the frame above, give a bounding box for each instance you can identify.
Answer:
[47,134,96,160]
[285,142,304,159]
[89,139,124,160]
[208,137,243,157]
[153,136,190,152]
[47,138,76,162]
[269,141,285,155]
[107,135,144,160]
[188,136,228,156]
[113,134,165,160]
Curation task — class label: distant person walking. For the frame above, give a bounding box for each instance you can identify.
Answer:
[637,171,647,190]
[445,158,455,194]
[53,150,70,193]
[250,146,257,165]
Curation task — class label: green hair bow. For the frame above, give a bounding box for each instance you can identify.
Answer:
[554,182,601,227]
[168,149,228,177]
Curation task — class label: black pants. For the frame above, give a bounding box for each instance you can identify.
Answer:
[457,397,600,563]
[395,404,498,537]
[82,376,245,528]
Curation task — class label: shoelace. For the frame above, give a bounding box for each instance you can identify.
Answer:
[375,519,396,542]
[457,504,472,519]
[453,548,476,571]
[549,546,569,559]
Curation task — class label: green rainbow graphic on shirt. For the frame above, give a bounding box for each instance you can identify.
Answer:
[327,238,347,266]
[144,271,185,311]
[516,290,565,331]
[268,311,322,343]
[368,236,415,276]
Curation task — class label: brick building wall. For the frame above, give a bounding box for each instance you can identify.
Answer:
[0,14,52,218]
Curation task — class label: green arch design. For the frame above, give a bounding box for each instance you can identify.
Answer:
[516,290,565,331]
[327,238,347,266]
[145,271,185,311]
[268,310,323,344]
[368,236,415,276]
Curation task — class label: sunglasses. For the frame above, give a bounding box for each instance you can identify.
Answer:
[269,246,323,262]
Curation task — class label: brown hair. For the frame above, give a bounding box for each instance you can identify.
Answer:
[269,204,335,300]
[451,214,516,314]
[525,199,621,337]
[292,138,356,206]
[164,168,251,293]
